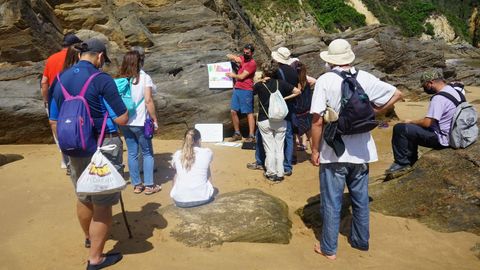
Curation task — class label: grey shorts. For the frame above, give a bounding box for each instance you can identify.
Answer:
[68,136,124,206]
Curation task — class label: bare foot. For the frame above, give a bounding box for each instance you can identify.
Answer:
[314,243,336,260]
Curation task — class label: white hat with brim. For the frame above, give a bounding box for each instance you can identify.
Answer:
[319,39,355,66]
[271,47,296,65]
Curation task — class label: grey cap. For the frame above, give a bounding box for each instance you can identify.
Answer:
[420,69,443,85]
[79,38,111,63]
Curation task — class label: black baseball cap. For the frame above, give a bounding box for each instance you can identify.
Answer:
[244,43,255,53]
[62,34,82,47]
[79,38,111,63]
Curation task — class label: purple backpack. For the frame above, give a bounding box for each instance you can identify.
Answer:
[56,72,103,157]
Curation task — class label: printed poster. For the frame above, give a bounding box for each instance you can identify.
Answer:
[207,62,233,89]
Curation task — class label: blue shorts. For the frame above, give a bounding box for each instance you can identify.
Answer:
[231,88,253,114]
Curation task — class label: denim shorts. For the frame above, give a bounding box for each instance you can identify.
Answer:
[231,88,253,114]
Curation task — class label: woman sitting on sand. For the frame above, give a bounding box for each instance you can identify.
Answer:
[170,128,215,208]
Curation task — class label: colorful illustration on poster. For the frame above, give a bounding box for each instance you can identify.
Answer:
[207,62,233,88]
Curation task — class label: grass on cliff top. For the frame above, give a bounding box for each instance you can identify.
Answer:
[239,0,366,33]
[362,0,471,40]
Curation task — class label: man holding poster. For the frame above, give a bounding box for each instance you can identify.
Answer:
[226,44,257,142]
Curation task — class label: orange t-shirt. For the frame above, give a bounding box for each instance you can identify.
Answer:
[43,48,68,86]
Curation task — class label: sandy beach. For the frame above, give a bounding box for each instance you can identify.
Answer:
[1,88,480,270]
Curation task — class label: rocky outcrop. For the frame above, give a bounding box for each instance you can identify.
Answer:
[297,141,480,236]
[0,0,271,143]
[370,141,480,235]
[1,0,480,143]
[159,189,292,247]
[347,0,380,26]
[0,0,63,62]
[422,14,457,43]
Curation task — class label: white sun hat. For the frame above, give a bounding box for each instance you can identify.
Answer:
[271,47,296,65]
[319,39,355,66]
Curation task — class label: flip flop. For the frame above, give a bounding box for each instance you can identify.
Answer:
[133,185,144,194]
[313,243,336,260]
[87,252,123,270]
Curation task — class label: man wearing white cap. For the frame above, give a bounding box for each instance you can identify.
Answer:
[310,39,402,259]
[272,47,298,175]
[248,47,299,174]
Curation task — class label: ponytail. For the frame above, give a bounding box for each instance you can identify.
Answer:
[180,128,201,171]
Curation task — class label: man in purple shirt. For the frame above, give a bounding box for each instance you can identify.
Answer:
[386,69,464,174]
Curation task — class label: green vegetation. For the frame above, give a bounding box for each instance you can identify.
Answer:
[362,0,435,36]
[239,0,476,43]
[424,22,435,36]
[306,0,366,32]
[239,0,366,33]
[239,0,303,33]
[362,0,476,41]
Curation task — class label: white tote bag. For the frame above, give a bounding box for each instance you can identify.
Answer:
[260,80,288,121]
[76,145,127,195]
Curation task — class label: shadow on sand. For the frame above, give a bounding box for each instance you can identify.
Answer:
[298,194,374,241]
[109,202,167,255]
[123,152,175,186]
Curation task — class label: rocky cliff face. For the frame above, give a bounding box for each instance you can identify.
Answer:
[1,0,480,143]
[0,0,271,143]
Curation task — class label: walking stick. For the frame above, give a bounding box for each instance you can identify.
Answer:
[119,193,133,238]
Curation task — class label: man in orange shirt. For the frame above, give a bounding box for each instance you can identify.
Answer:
[41,33,82,171]
[41,33,82,104]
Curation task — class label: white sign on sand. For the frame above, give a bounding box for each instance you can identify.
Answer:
[195,123,223,143]
[207,62,233,88]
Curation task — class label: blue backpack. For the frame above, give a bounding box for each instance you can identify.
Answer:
[115,77,144,117]
[56,72,105,157]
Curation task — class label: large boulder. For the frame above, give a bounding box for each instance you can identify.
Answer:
[159,189,292,247]
[370,142,480,235]
[0,0,63,62]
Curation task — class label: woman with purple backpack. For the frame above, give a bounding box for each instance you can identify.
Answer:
[116,51,160,195]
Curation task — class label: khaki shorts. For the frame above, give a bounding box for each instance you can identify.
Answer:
[68,136,124,206]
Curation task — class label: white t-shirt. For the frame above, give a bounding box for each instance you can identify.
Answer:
[170,147,214,203]
[310,67,396,164]
[127,70,156,126]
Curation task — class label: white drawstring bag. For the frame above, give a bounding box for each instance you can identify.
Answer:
[76,145,127,195]
[260,80,288,121]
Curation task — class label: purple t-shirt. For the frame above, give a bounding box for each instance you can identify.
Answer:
[426,85,462,146]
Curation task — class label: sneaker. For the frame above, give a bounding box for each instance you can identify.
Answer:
[247,162,264,170]
[229,133,242,142]
[244,135,256,143]
[263,173,277,182]
[284,171,292,176]
[275,176,285,182]
[385,163,411,174]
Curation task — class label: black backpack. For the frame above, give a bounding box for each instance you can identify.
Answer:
[324,70,377,156]
[332,70,377,135]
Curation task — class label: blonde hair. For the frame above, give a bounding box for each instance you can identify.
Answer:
[180,128,201,171]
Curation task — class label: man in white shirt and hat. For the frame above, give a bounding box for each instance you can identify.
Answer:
[310,39,402,259]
